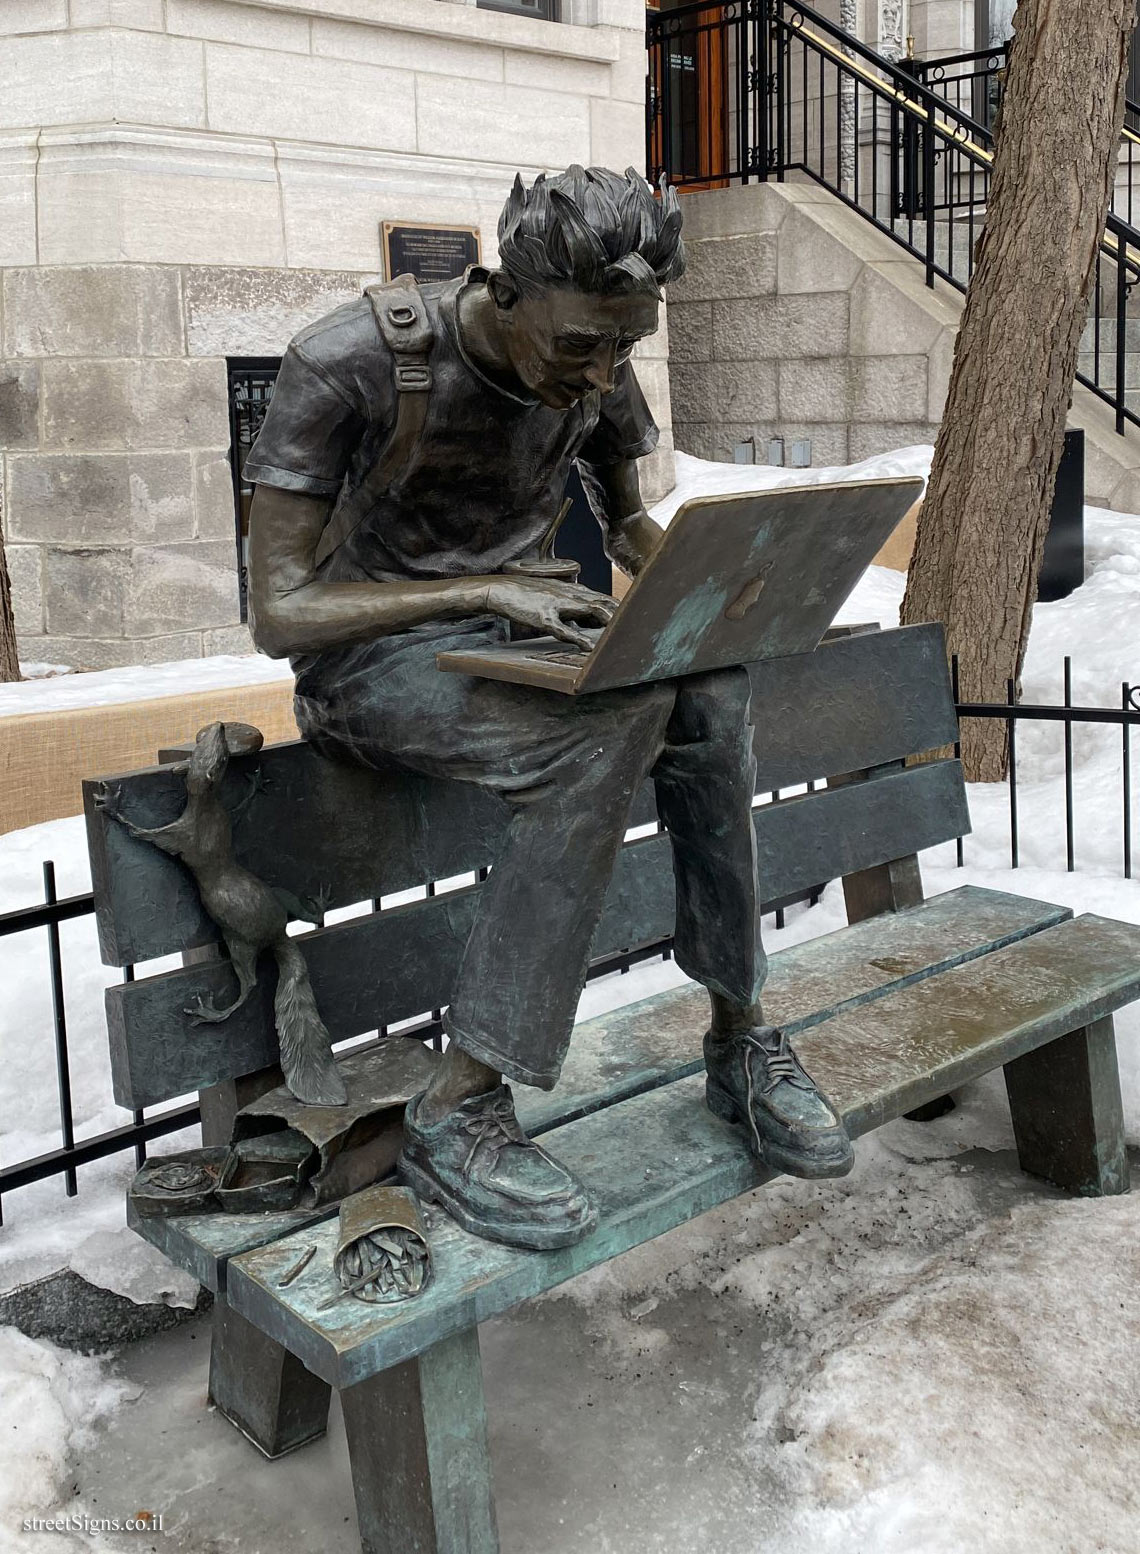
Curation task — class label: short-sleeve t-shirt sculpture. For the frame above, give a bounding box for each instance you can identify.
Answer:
[244,269,659,587]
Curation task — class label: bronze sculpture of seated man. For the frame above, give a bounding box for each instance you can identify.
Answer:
[244,165,854,1252]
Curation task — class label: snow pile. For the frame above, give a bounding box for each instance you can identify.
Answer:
[0,814,199,1304]
[17,662,73,681]
[0,1326,132,1550]
[768,1186,1140,1553]
[548,1107,1140,1554]
[656,444,933,523]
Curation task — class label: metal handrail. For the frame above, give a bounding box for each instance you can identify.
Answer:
[649,0,987,142]
[917,39,1140,150]
[648,0,1140,436]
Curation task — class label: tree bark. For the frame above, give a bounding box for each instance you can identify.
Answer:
[0,505,20,683]
[900,0,1135,780]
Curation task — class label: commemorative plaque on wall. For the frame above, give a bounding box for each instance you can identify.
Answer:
[381,222,482,284]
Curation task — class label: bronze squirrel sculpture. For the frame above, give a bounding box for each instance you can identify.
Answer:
[97,722,347,1107]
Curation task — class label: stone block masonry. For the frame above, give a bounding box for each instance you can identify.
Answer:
[0,0,674,662]
[667,183,947,469]
[2,255,674,669]
[0,0,676,668]
[1,263,370,668]
[668,179,1140,509]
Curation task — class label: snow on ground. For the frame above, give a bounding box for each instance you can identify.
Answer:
[2,445,1140,1549]
[0,1327,134,1553]
[0,650,291,719]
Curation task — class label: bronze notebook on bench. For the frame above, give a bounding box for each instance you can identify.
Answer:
[436,476,923,695]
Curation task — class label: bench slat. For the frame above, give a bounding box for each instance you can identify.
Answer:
[84,626,956,967]
[226,912,1140,1388]
[130,885,1065,1291]
[106,760,970,1107]
[745,621,955,791]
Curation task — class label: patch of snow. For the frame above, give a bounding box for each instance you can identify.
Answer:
[542,1115,1140,1553]
[763,1187,1140,1554]
[17,663,74,681]
[0,1326,133,1552]
[652,445,933,526]
[0,813,203,1305]
[0,651,292,719]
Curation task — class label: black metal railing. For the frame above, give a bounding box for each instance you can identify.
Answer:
[912,44,1006,136]
[5,674,1138,1220]
[647,0,1140,436]
[952,657,1140,876]
[916,41,1140,230]
[0,869,197,1228]
[0,846,816,1224]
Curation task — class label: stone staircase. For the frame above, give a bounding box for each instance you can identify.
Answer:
[892,215,1140,424]
[1078,319,1140,419]
[670,179,1140,515]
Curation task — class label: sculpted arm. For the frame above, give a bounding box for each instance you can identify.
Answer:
[247,485,616,658]
[578,458,664,579]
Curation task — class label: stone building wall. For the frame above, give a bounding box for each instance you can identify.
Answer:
[667,180,1140,514]
[0,0,672,668]
[667,182,951,472]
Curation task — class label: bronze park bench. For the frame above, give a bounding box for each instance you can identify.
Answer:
[83,622,1140,1553]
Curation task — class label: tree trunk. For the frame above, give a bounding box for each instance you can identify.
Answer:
[0,510,20,683]
[900,0,1134,780]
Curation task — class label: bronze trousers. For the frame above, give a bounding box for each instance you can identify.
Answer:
[295,618,767,1090]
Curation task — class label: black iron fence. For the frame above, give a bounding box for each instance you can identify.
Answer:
[914,41,1140,229]
[952,657,1140,876]
[647,0,1140,436]
[911,44,1005,136]
[4,677,1139,1222]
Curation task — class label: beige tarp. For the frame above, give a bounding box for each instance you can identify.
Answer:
[0,680,298,835]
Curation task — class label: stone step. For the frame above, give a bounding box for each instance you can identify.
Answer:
[886,216,1140,322]
[1077,351,1140,394]
[1080,319,1140,353]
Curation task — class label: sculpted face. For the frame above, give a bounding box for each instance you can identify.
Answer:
[495,284,661,410]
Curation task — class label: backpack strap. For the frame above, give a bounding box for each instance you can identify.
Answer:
[312,274,434,570]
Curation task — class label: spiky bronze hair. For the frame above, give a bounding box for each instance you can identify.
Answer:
[496,165,685,299]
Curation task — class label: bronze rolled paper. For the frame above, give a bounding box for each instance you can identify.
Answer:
[332,1184,432,1305]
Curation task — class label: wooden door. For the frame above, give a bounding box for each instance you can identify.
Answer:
[648,0,730,190]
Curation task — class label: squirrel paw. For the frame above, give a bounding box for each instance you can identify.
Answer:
[93,781,126,821]
[301,881,333,922]
[184,993,239,1025]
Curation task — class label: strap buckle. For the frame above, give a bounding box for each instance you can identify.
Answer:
[394,362,433,392]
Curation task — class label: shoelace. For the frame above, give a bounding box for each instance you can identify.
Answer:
[460,1100,531,1179]
[741,1029,804,1093]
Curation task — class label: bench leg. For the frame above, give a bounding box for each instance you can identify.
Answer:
[208,1298,331,1458]
[341,1326,499,1554]
[1003,1017,1129,1197]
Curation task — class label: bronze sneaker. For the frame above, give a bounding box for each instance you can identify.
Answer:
[398,1084,598,1251]
[704,1025,854,1179]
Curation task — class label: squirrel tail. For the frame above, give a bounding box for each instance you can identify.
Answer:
[273,939,348,1107]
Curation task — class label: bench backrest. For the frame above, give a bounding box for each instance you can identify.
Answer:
[83,623,967,1111]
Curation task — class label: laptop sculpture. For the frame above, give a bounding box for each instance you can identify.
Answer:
[437,477,923,695]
